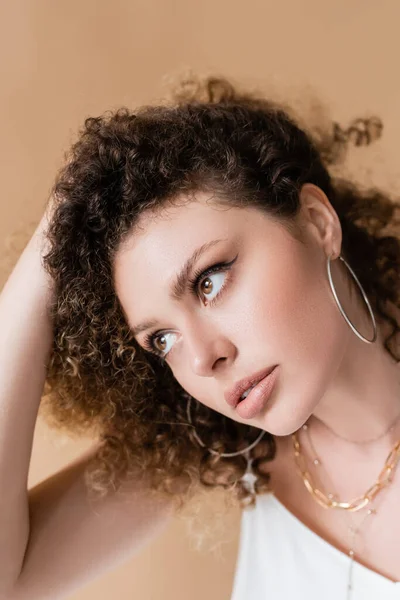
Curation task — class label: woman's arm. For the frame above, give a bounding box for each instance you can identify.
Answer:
[12,440,173,600]
[0,212,173,599]
[0,214,55,594]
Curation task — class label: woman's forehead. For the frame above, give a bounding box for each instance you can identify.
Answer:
[114,200,285,300]
[136,195,235,233]
[114,200,242,287]
[124,194,271,254]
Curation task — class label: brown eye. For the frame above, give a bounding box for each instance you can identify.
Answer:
[149,331,178,357]
[154,335,167,353]
[200,277,213,295]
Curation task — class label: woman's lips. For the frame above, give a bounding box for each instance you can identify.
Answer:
[235,366,279,419]
[224,365,277,408]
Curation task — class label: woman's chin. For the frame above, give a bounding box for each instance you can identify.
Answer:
[255,408,313,437]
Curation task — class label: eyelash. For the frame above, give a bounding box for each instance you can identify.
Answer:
[142,256,238,358]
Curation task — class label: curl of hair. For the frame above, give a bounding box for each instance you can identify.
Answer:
[39,72,400,518]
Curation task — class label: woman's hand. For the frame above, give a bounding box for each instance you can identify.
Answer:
[23,195,58,308]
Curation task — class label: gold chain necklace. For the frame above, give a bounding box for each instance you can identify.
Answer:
[300,422,381,599]
[292,429,400,512]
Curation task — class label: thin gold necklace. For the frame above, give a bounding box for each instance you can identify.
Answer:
[292,429,400,511]
[300,422,381,600]
[314,410,400,445]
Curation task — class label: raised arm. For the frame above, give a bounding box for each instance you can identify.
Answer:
[0,212,55,594]
[0,210,173,600]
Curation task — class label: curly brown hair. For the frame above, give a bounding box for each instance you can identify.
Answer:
[38,72,400,517]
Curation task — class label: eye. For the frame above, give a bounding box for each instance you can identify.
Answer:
[189,256,237,306]
[143,255,237,358]
[148,332,178,356]
[197,271,225,305]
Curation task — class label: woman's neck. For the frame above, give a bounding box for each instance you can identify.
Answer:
[310,317,400,452]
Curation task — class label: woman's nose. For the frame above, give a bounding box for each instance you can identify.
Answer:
[185,323,234,377]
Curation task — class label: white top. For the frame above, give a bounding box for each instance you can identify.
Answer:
[230,491,400,600]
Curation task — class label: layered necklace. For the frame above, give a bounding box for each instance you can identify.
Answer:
[291,414,400,599]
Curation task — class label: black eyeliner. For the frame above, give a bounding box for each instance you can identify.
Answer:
[143,254,238,356]
[188,255,238,297]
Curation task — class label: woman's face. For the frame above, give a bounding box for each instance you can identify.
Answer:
[113,184,352,436]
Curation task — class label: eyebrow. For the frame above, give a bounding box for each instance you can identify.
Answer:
[131,238,227,338]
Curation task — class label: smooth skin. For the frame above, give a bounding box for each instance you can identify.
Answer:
[114,184,400,442]
[113,183,400,581]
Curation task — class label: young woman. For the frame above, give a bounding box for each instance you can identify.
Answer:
[1,74,399,600]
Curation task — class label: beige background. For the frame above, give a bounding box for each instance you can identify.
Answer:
[1,1,400,598]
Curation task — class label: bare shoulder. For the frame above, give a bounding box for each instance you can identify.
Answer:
[11,443,174,600]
